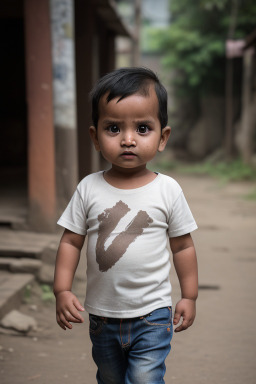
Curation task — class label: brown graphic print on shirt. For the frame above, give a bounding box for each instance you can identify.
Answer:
[96,200,152,272]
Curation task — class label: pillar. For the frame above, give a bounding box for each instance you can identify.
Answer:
[74,0,95,179]
[24,0,56,231]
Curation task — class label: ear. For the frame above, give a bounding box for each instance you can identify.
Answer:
[89,126,101,152]
[158,126,171,152]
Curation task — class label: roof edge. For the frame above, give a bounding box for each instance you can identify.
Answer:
[94,0,134,38]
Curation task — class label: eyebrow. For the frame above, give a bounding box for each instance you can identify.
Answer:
[133,119,155,124]
[102,119,120,125]
[102,119,155,125]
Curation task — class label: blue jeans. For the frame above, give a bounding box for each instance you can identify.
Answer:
[89,307,173,384]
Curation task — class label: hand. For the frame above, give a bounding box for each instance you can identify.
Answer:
[173,298,196,332]
[55,291,85,330]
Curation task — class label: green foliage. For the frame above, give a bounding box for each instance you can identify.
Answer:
[40,284,55,302]
[179,159,256,200]
[183,159,256,181]
[245,188,256,200]
[141,26,168,53]
[154,157,256,183]
[24,284,32,302]
[180,159,256,182]
[156,0,256,97]
[200,0,229,11]
[23,283,55,305]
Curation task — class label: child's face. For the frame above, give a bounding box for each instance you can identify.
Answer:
[90,86,170,173]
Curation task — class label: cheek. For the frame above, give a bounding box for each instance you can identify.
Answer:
[98,137,116,154]
[143,139,160,153]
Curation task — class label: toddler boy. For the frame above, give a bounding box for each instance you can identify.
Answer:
[54,67,198,384]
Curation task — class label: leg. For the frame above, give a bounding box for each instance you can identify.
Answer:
[126,307,173,384]
[89,315,127,384]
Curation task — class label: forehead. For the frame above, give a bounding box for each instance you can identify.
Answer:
[98,87,159,120]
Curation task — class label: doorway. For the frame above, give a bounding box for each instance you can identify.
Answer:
[0,15,28,226]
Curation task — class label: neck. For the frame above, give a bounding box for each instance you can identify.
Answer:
[104,166,156,189]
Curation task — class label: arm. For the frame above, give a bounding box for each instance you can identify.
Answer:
[169,233,198,332]
[53,229,86,330]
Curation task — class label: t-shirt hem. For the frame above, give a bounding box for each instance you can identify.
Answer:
[84,300,173,319]
[169,223,198,238]
[57,218,86,236]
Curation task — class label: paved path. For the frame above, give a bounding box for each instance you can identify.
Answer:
[0,174,256,383]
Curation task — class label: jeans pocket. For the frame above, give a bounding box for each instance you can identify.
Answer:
[143,307,172,327]
[89,315,104,336]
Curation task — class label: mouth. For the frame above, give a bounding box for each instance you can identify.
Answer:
[121,151,137,159]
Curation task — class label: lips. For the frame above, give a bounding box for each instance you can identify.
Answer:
[121,151,137,158]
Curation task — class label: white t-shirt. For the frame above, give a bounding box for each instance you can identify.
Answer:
[57,171,197,318]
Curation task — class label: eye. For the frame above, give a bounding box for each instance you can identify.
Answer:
[137,125,149,134]
[107,125,120,133]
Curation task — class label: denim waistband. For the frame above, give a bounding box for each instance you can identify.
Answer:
[89,313,152,323]
[89,307,171,323]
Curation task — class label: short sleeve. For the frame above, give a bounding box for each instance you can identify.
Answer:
[168,191,197,238]
[57,187,87,235]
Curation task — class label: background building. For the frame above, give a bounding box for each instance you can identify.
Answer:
[0,0,131,232]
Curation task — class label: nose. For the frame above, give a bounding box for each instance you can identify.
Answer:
[121,131,136,147]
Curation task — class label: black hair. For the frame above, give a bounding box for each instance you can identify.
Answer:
[90,67,168,129]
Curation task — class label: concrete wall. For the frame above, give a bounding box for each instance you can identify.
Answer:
[50,0,78,213]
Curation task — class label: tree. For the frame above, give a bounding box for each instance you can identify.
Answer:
[157,0,256,94]
[154,0,256,158]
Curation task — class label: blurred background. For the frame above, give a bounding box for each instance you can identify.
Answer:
[0,0,255,232]
[0,2,256,383]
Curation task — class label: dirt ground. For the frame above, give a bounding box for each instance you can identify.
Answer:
[1,173,256,384]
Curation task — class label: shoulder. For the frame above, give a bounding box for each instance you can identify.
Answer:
[77,171,104,191]
[157,173,182,193]
[74,171,104,204]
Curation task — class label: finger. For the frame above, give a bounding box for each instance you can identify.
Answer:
[173,311,181,325]
[174,324,183,332]
[57,314,67,330]
[174,318,187,332]
[58,321,67,331]
[68,307,84,323]
[175,322,188,332]
[175,317,193,332]
[64,310,84,323]
[59,313,73,329]
[73,297,85,312]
